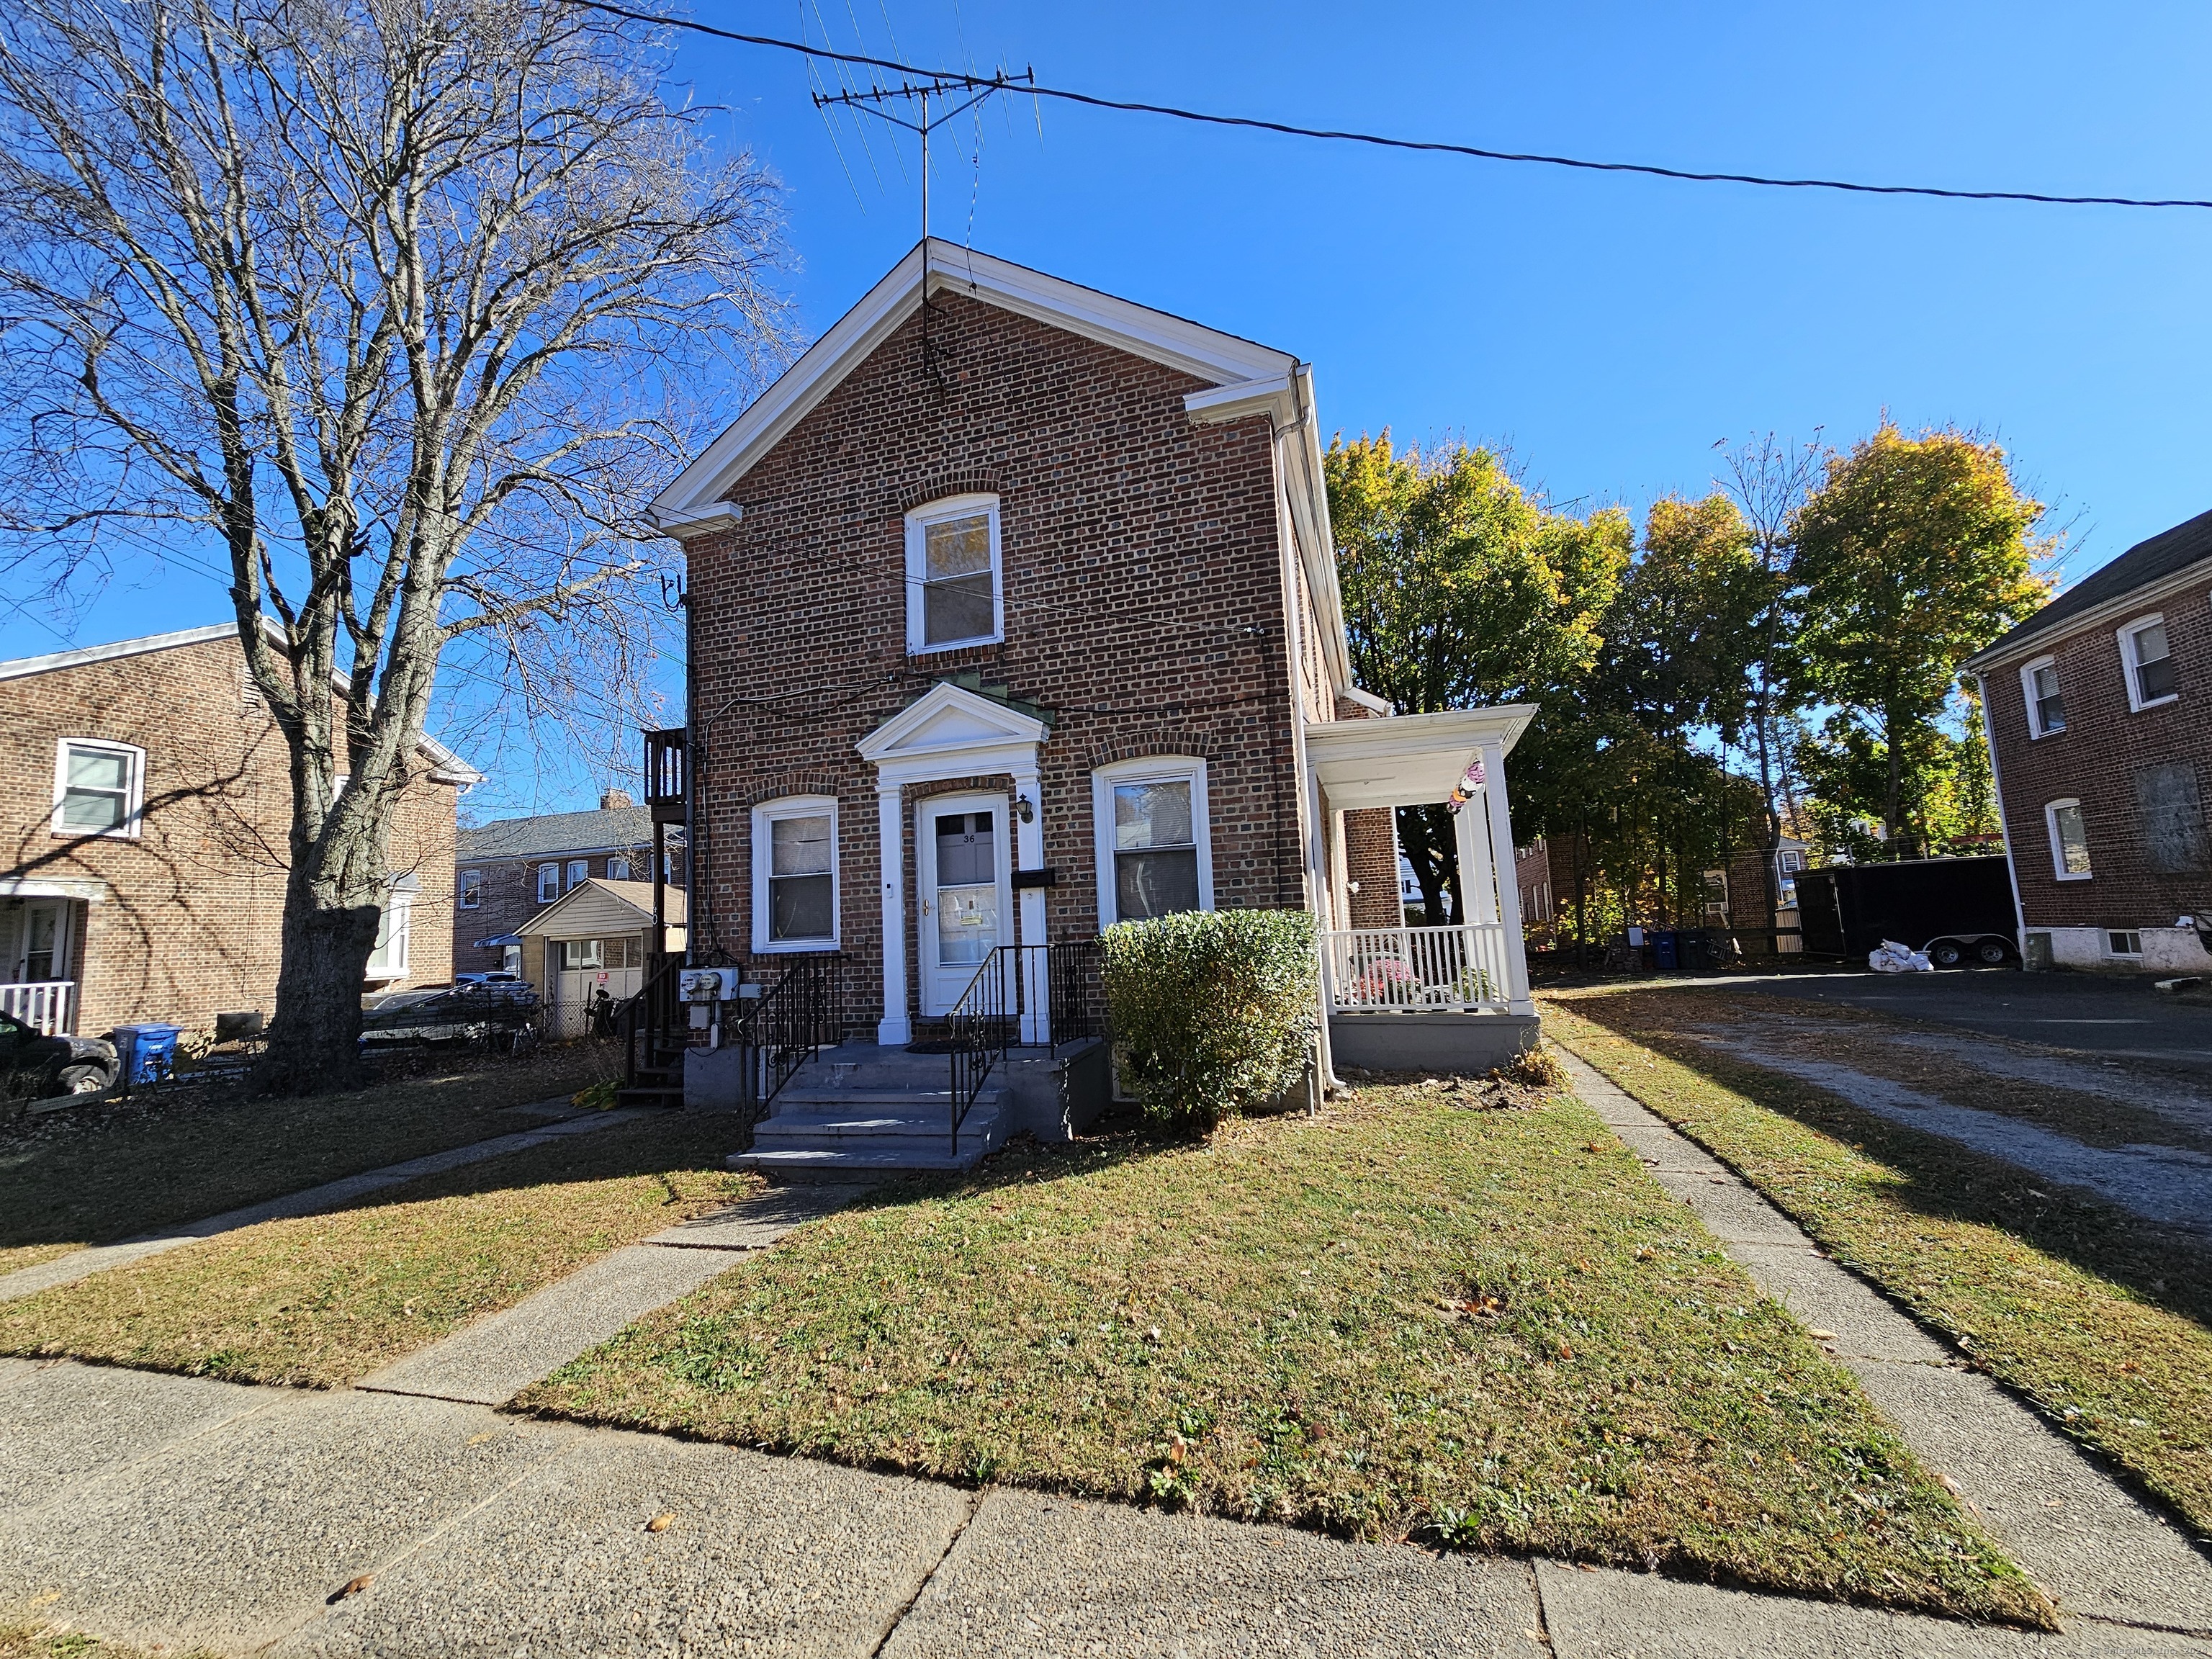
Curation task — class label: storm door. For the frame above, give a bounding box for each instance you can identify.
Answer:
[917,794,1011,1017]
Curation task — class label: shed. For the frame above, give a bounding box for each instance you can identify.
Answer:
[516,878,686,1038]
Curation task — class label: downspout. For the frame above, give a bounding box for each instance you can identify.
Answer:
[1974,670,2030,963]
[1269,367,1340,1092]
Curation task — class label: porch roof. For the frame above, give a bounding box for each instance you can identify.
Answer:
[1303,706,1537,811]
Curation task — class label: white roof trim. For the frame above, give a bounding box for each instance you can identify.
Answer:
[1302,705,1538,812]
[653,240,1300,520]
[855,680,1051,767]
[0,616,482,784]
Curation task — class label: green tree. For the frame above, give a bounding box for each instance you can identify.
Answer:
[1599,493,1769,744]
[1327,433,1629,922]
[1793,425,2053,853]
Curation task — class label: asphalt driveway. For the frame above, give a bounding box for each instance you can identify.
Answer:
[1707,967,2212,1066]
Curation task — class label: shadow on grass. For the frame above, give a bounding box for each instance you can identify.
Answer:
[1561,988,2212,1334]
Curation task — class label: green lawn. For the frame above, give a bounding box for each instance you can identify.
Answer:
[0,1041,624,1280]
[519,1080,2049,1625]
[1545,987,2212,1544]
[0,1112,752,1388]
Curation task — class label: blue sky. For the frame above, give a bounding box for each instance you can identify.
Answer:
[10,2,2209,817]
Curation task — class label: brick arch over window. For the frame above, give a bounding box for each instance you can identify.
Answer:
[899,469,1004,515]
[742,773,846,809]
[1082,736,1221,771]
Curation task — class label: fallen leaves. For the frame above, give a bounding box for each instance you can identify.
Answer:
[328,1573,373,1604]
[644,1512,675,1533]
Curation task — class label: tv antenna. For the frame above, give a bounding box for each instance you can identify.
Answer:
[814,68,1035,385]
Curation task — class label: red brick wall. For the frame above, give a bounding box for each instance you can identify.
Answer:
[1982,572,2212,932]
[1,634,460,1037]
[1342,809,1402,927]
[682,292,1314,1030]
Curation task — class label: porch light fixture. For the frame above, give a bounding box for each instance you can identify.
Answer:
[1015,793,1035,824]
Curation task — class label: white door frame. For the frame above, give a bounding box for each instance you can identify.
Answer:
[915,791,1014,1018]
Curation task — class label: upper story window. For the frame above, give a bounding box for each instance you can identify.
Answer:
[2046,798,2092,880]
[2120,615,2178,710]
[1092,757,1213,926]
[458,868,482,909]
[752,796,838,951]
[2020,656,2067,737]
[565,858,589,891]
[607,855,631,881]
[53,739,144,839]
[536,863,560,903]
[905,493,1002,653]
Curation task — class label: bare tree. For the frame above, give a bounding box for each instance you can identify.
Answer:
[1717,432,1820,931]
[0,0,784,1090]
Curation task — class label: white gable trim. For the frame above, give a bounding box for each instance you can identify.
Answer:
[855,681,1049,789]
[652,240,1300,522]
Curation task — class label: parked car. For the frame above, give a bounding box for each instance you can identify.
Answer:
[359,980,539,1048]
[0,1011,120,1098]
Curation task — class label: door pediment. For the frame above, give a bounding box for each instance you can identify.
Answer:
[858,682,1048,780]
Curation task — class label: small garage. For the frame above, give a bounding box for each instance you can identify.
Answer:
[516,878,686,1038]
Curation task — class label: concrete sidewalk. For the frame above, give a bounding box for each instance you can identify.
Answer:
[4,1358,2204,1658]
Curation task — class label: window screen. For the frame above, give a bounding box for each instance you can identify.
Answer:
[2030,662,2067,733]
[1112,780,1200,921]
[2131,621,2177,703]
[60,744,134,833]
[921,512,994,645]
[768,814,835,940]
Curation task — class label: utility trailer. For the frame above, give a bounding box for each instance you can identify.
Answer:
[1792,855,2018,968]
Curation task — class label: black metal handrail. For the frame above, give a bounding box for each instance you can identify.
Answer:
[943,938,1107,1154]
[619,954,685,1090]
[945,949,1013,1155]
[729,953,842,1118]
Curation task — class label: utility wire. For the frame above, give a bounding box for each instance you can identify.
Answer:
[587,1,2212,211]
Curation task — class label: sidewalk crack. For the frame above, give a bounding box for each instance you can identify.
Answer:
[869,1486,984,1658]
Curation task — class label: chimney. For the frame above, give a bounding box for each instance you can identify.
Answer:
[601,788,634,810]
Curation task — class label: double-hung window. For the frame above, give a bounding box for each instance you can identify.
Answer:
[607,855,631,881]
[1092,758,1213,926]
[536,863,560,903]
[53,739,144,838]
[2046,799,2092,880]
[565,858,589,891]
[458,868,482,909]
[366,877,415,979]
[2121,616,2178,710]
[905,494,1002,653]
[2020,656,2067,737]
[752,796,839,951]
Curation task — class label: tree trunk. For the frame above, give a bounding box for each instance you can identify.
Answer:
[1573,820,1590,971]
[257,863,382,1092]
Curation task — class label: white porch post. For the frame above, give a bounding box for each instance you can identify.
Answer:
[1480,739,1535,1015]
[1454,790,1500,925]
[876,782,912,1046]
[1013,765,1048,1045]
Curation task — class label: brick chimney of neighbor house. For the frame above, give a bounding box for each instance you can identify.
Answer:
[601,788,634,809]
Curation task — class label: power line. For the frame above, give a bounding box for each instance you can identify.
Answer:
[585,3,2212,211]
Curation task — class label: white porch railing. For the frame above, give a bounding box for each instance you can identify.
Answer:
[1,981,76,1035]
[1319,926,1514,1013]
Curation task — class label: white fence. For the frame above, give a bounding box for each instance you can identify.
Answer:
[1,981,76,1036]
[1319,925,1515,1013]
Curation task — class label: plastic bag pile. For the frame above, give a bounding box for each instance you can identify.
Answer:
[1868,939,1934,974]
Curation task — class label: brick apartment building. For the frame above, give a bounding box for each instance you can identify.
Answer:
[647,241,1540,1077]
[453,793,685,977]
[1966,506,2212,975]
[1,624,475,1039]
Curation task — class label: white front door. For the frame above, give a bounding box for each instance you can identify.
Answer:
[917,793,1011,1016]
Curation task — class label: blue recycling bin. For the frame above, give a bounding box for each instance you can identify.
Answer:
[1653,930,1681,971]
[114,1022,183,1085]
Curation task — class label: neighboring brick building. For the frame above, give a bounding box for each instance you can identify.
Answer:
[453,794,687,978]
[648,241,1539,1074]
[1,624,475,1038]
[1966,507,2212,975]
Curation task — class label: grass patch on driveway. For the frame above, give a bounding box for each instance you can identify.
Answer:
[0,1043,621,1280]
[1545,988,2212,1544]
[0,1114,751,1388]
[518,1082,2048,1624]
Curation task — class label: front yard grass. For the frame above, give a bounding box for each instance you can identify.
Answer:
[0,1041,623,1280]
[518,1080,2049,1624]
[1543,988,2212,1544]
[0,1113,751,1387]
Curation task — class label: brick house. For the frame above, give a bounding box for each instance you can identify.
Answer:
[453,792,686,979]
[1,624,475,1038]
[1965,507,2212,975]
[647,240,1539,1105]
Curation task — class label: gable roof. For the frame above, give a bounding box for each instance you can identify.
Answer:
[1966,506,2212,668]
[515,876,687,938]
[458,804,673,863]
[650,239,1354,694]
[0,619,482,784]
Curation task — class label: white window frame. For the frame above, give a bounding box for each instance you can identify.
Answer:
[366,881,413,979]
[536,863,560,903]
[1091,756,1214,928]
[2019,654,2067,738]
[752,795,840,953]
[2106,930,2144,958]
[904,493,1003,655]
[565,858,590,891]
[2118,613,2179,712]
[607,855,631,881]
[2045,798,2093,881]
[458,868,482,909]
[52,738,145,840]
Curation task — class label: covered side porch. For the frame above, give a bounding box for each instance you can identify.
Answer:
[1303,706,1539,1074]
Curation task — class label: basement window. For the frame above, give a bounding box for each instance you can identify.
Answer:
[2107,930,2143,958]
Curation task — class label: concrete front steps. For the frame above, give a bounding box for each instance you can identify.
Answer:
[730,1041,1013,1176]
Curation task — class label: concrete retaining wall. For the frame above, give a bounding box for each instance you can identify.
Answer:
[1328,1011,1540,1075]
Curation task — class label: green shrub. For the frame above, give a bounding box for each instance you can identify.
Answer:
[1100,909,1318,1125]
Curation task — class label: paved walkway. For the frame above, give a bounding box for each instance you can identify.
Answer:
[0,1107,648,1305]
